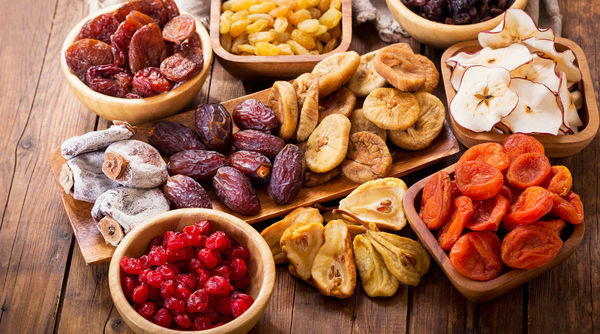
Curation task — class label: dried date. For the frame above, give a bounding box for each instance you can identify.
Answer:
[213,167,260,216]
[160,53,198,82]
[269,144,305,204]
[229,150,272,185]
[65,39,114,80]
[194,103,232,152]
[232,130,285,160]
[168,149,228,181]
[77,13,119,44]
[163,174,212,209]
[232,99,280,131]
[132,67,172,97]
[128,23,167,74]
[162,14,196,44]
[148,121,205,155]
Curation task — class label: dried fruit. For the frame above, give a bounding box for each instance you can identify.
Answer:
[232,129,285,159]
[65,39,114,80]
[532,219,567,235]
[501,225,562,269]
[374,43,438,92]
[466,194,509,231]
[168,150,229,182]
[437,196,474,251]
[388,92,445,150]
[347,50,387,97]
[78,13,120,44]
[268,81,298,140]
[550,191,584,225]
[232,99,280,131]
[163,174,212,209]
[303,167,341,187]
[506,152,551,189]
[194,103,233,152]
[478,9,554,48]
[458,143,510,173]
[311,51,360,96]
[558,72,583,133]
[111,16,145,67]
[97,217,124,246]
[103,140,168,188]
[455,160,503,200]
[420,171,453,230]
[173,33,204,66]
[160,53,198,82]
[305,114,350,173]
[213,166,260,215]
[281,222,324,280]
[293,73,319,142]
[229,150,272,185]
[59,151,120,203]
[349,108,386,141]
[86,64,133,98]
[353,234,399,297]
[162,14,196,44]
[148,121,204,156]
[128,23,167,73]
[132,67,173,97]
[363,88,420,131]
[341,131,392,183]
[318,87,357,123]
[502,133,545,161]
[114,0,169,26]
[503,186,553,230]
[269,144,305,204]
[449,232,503,281]
[510,53,560,93]
[61,121,136,160]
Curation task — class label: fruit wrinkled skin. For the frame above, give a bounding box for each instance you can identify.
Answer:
[194,103,233,152]
[420,171,453,229]
[449,232,503,281]
[232,130,285,159]
[541,165,573,197]
[129,23,167,73]
[455,160,503,200]
[163,174,212,209]
[503,186,553,230]
[114,0,168,26]
[148,121,205,156]
[280,222,324,281]
[341,131,392,183]
[213,167,260,215]
[232,99,280,131]
[501,225,563,269]
[502,133,545,161]
[160,53,198,82]
[506,152,551,189]
[457,143,510,172]
[352,234,399,297]
[466,194,509,231]
[174,34,204,66]
[132,67,172,97]
[168,150,228,182]
[162,14,196,44]
[111,17,144,67]
[229,150,272,185]
[77,13,120,44]
[550,191,584,224]
[65,39,114,80]
[269,144,305,204]
[438,196,474,251]
[86,64,132,97]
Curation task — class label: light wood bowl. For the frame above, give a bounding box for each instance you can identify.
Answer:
[108,209,276,334]
[209,0,352,79]
[60,5,213,125]
[403,164,585,303]
[386,0,527,49]
[441,38,599,158]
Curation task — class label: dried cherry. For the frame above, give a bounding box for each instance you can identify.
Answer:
[501,225,562,269]
[457,143,510,172]
[194,103,232,152]
[229,150,272,185]
[232,99,280,131]
[148,121,205,156]
[420,171,452,229]
[213,167,260,215]
[550,191,584,224]
[269,144,305,204]
[132,67,172,97]
[160,53,198,82]
[232,130,285,160]
[128,23,167,74]
[163,174,212,209]
[85,64,132,97]
[162,14,196,44]
[503,186,553,230]
[114,0,168,26]
[506,152,551,189]
[541,165,573,197]
[77,13,119,44]
[168,149,229,182]
[465,194,509,231]
[65,39,114,80]
[437,195,473,251]
[449,231,502,281]
[502,133,545,161]
[455,160,503,200]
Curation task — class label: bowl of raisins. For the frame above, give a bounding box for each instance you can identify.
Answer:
[61,1,213,124]
[386,0,527,49]
[108,208,276,332]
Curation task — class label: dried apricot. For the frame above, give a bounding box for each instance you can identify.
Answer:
[501,225,562,269]
[449,232,502,281]
[65,39,114,80]
[420,171,452,230]
[541,165,573,197]
[438,196,473,251]
[502,133,545,161]
[457,143,510,173]
[455,160,503,200]
[465,194,509,231]
[550,191,584,224]
[506,152,551,189]
[532,219,566,235]
[503,186,553,230]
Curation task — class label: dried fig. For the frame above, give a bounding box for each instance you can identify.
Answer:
[103,140,168,188]
[347,50,387,97]
[349,108,386,141]
[311,51,360,96]
[304,167,341,187]
[281,222,325,281]
[363,88,420,130]
[213,166,260,216]
[341,131,392,183]
[318,87,357,123]
[269,81,298,141]
[269,144,305,204]
[374,43,438,92]
[388,92,445,150]
[353,234,399,297]
[194,103,232,152]
[305,114,351,173]
[163,174,212,209]
[293,73,319,142]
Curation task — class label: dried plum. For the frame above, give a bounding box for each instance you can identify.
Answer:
[86,64,132,97]
[128,23,167,74]
[232,99,280,131]
[163,174,212,209]
[269,144,305,204]
[174,34,204,66]
[194,103,232,152]
[232,130,285,160]
[213,167,260,216]
[168,149,228,182]
[65,39,113,80]
[132,67,172,97]
[77,13,119,44]
[148,121,205,156]
[229,150,272,185]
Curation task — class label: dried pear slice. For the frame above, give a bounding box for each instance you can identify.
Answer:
[353,234,400,297]
[347,50,388,97]
[363,88,420,131]
[350,108,386,141]
[293,73,320,142]
[305,114,351,173]
[260,207,324,264]
[338,177,408,231]
[370,231,430,277]
[269,81,299,140]
[281,222,325,281]
[341,131,392,183]
[304,167,341,187]
[388,92,445,150]
[312,51,361,97]
[311,220,356,298]
[318,87,357,122]
[373,43,429,92]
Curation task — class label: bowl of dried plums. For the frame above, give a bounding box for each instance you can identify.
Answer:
[61,0,213,124]
[108,208,275,333]
[386,0,527,49]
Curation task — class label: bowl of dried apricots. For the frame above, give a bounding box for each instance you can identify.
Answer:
[60,0,213,124]
[403,134,585,302]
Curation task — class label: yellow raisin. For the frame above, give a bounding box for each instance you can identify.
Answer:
[237,44,256,53]
[222,0,234,11]
[278,43,294,55]
[315,40,323,53]
[309,50,319,55]
[291,29,316,50]
[249,1,276,13]
[288,9,312,26]
[231,0,257,12]
[328,25,341,38]
[220,33,233,52]
[274,17,288,32]
[318,0,330,12]
[269,4,291,17]
[246,19,270,34]
[248,13,274,25]
[329,0,341,9]
[255,42,281,55]
[287,40,310,55]
[231,10,249,20]
[231,33,249,53]
[309,24,328,37]
[319,7,342,29]
[230,19,251,37]
[220,10,234,34]
[323,37,338,53]
[308,7,322,19]
[272,30,290,43]
[294,0,310,10]
[316,31,331,42]
[297,19,320,34]
[248,30,276,44]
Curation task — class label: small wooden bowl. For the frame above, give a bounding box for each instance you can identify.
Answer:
[385,0,527,49]
[403,164,585,303]
[440,38,599,158]
[209,0,352,79]
[108,209,276,334]
[60,5,213,125]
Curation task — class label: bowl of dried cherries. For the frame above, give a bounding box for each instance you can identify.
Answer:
[108,208,275,333]
[386,0,528,49]
[61,0,213,124]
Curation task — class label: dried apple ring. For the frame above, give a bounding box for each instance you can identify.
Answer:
[503,186,553,230]
[363,88,420,131]
[269,81,299,140]
[347,50,388,97]
[502,133,545,161]
[350,108,386,141]
[465,194,509,232]
[455,160,503,200]
[293,73,319,142]
[550,191,584,224]
[318,87,356,122]
[501,225,562,270]
[541,165,573,196]
[506,152,551,189]
[458,143,510,173]
[373,43,426,92]
[449,232,502,281]
[341,131,392,183]
[305,114,351,173]
[388,92,445,150]
[311,51,360,96]
[420,170,452,230]
[438,196,473,251]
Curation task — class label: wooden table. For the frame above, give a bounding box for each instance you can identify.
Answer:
[1,0,598,333]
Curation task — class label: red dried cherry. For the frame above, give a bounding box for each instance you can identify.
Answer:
[138,301,157,318]
[231,295,254,318]
[174,283,192,300]
[174,313,192,328]
[160,279,175,298]
[198,248,220,269]
[122,276,135,299]
[152,308,172,328]
[146,270,164,288]
[187,289,209,313]
[148,246,167,266]
[212,265,231,279]
[205,275,231,296]
[229,246,250,260]
[164,296,186,315]
[195,220,212,235]
[229,258,247,281]
[206,231,232,252]
[120,256,143,275]
[132,283,150,304]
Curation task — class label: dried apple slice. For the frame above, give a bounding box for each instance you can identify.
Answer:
[341,131,392,183]
[450,65,467,91]
[388,92,445,150]
[305,114,351,173]
[501,78,563,135]
[450,66,518,132]
[363,88,420,130]
[281,222,325,281]
[312,51,361,96]
[511,54,560,93]
[571,91,583,110]
[353,234,400,297]
[310,220,356,299]
[522,38,582,82]
[347,50,388,97]
[558,72,583,132]
[338,177,408,231]
[269,81,299,140]
[293,73,320,142]
[478,9,554,49]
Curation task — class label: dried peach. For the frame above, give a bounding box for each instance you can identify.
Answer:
[305,114,350,173]
[341,131,392,183]
[363,88,420,131]
[269,81,299,140]
[388,92,445,150]
[311,51,360,96]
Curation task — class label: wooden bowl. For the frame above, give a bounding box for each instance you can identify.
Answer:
[108,209,276,333]
[403,164,585,303]
[385,0,527,49]
[441,38,599,158]
[60,5,213,125]
[209,0,352,80]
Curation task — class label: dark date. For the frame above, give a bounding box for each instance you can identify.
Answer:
[168,149,228,182]
[148,121,205,156]
[194,103,232,152]
[232,99,280,131]
[232,130,285,160]
[213,167,260,216]
[229,150,272,185]
[163,174,212,209]
[268,144,305,204]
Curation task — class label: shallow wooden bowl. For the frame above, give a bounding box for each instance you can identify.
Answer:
[385,0,527,49]
[60,5,213,125]
[209,0,352,79]
[403,164,585,303]
[440,38,599,158]
[108,209,276,333]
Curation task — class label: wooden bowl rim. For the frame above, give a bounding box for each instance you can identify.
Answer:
[403,163,585,300]
[209,0,352,63]
[60,4,213,104]
[108,208,276,334]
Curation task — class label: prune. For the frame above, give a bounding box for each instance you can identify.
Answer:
[163,174,212,209]
[77,13,119,44]
[229,150,272,185]
[163,14,196,44]
[132,67,172,97]
[65,39,114,80]
[232,99,280,131]
[213,167,260,216]
[128,23,167,73]
[111,18,144,67]
[148,121,205,156]
[194,103,232,152]
[86,64,132,97]
[174,34,204,66]
[168,149,228,182]
[114,0,168,26]
[268,144,305,204]
[160,53,198,82]
[232,130,285,160]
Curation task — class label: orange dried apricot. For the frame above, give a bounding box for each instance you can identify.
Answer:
[501,225,562,269]
[450,180,461,199]
[506,152,551,189]
[449,232,502,281]
[420,171,452,230]
[531,219,567,236]
[458,143,510,172]
[502,133,545,161]
[541,165,573,197]
[437,196,473,251]
[550,191,584,224]
[455,160,503,200]
[466,194,509,232]
[503,186,553,230]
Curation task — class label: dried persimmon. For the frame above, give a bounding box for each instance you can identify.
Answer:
[502,133,545,161]
[420,171,452,230]
[501,225,562,269]
[550,191,584,224]
[458,143,510,173]
[503,186,553,230]
[466,194,509,232]
[438,196,473,251]
[541,165,573,197]
[449,232,502,281]
[532,219,567,235]
[506,152,551,189]
[455,160,503,200]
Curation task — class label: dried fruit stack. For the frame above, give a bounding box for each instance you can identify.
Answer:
[420,134,584,281]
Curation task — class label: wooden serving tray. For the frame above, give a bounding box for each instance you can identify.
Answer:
[403,163,585,302]
[50,88,459,264]
[440,37,599,158]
